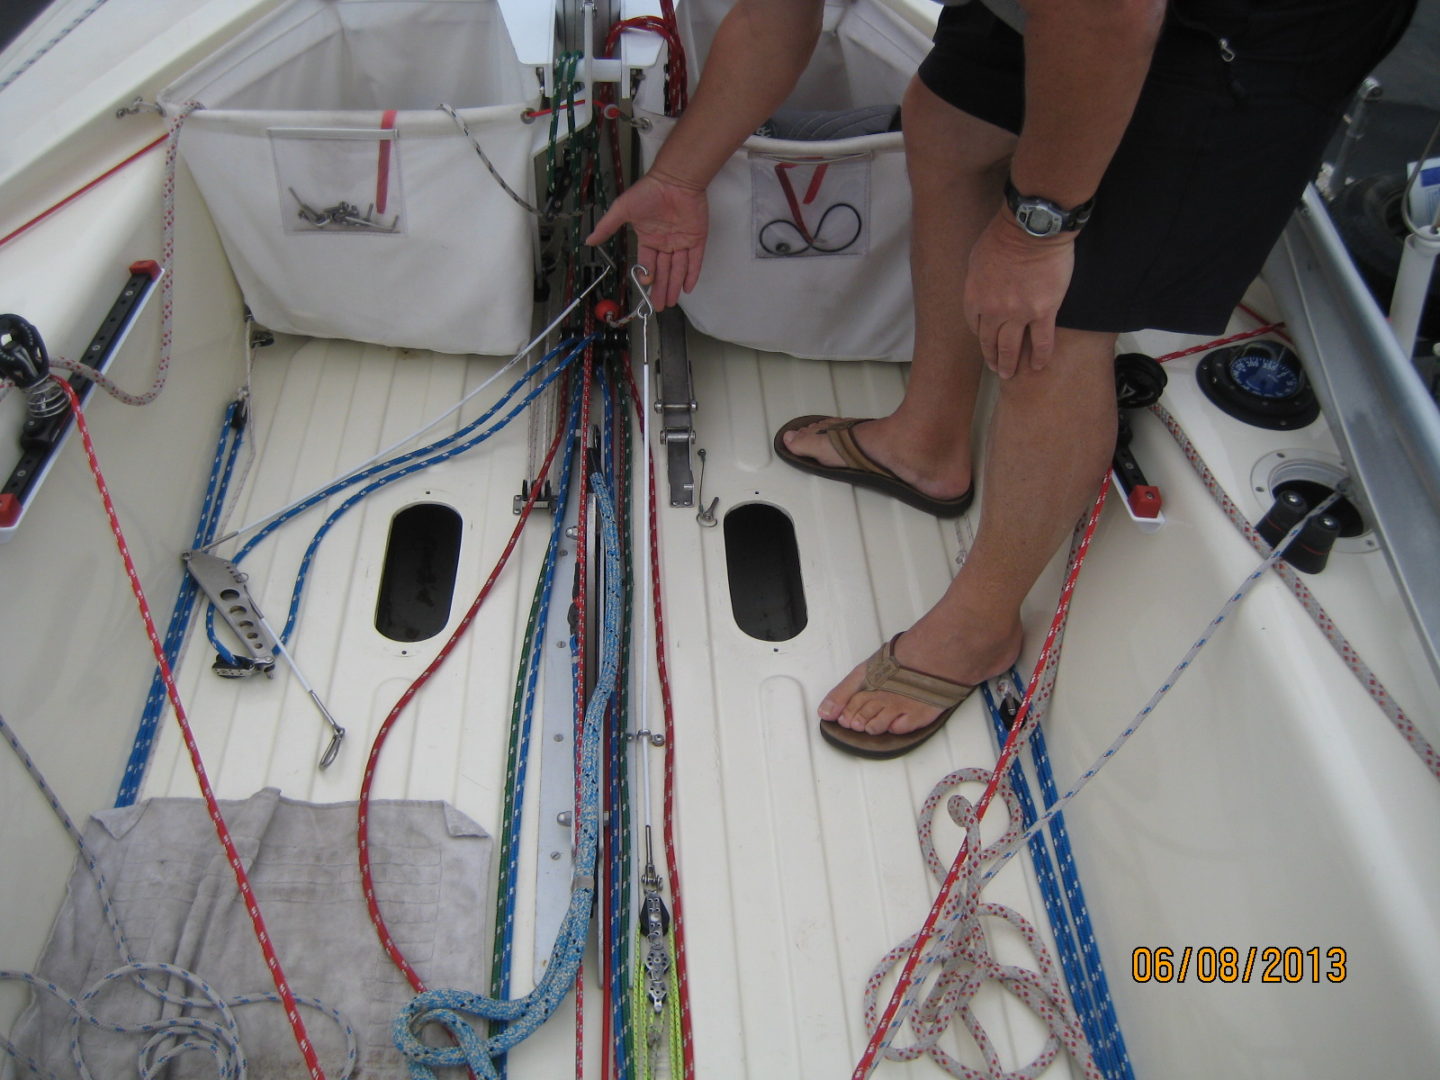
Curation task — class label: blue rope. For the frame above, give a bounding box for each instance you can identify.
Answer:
[115,398,246,806]
[980,682,1135,1080]
[392,473,624,1079]
[596,375,634,1079]
[489,387,586,1079]
[208,338,590,665]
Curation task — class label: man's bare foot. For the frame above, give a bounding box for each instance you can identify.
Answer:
[781,416,971,504]
[819,612,1023,736]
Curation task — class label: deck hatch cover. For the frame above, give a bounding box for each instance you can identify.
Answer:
[375,502,463,642]
[724,502,807,642]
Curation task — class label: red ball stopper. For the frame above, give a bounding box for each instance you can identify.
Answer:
[594,299,622,325]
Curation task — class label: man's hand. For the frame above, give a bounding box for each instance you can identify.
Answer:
[963,213,1076,378]
[587,172,709,311]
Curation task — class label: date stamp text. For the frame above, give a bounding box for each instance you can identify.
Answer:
[1131,946,1347,984]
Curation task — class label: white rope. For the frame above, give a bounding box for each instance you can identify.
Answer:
[864,768,1096,1079]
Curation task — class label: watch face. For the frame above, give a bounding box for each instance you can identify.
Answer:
[1018,202,1061,237]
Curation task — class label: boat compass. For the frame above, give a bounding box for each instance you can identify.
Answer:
[1197,338,1320,429]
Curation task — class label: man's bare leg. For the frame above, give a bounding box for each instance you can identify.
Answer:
[823,326,1118,734]
[780,78,1013,500]
[779,81,1121,735]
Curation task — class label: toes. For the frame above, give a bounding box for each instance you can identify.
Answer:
[861,700,903,736]
[886,704,940,735]
[818,660,869,722]
[783,421,824,457]
[833,689,943,736]
[847,696,887,733]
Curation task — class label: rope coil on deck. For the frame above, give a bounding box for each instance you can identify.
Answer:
[863,768,1093,1079]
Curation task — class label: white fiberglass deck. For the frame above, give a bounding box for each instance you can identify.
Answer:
[130,328,1075,1078]
[116,309,1440,1078]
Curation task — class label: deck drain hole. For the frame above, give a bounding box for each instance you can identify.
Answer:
[375,502,462,642]
[724,502,807,642]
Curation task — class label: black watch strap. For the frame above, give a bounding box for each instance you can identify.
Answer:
[1003,178,1095,236]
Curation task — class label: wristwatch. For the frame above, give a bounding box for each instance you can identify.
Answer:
[1003,178,1094,238]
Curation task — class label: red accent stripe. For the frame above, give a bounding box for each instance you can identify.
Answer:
[1155,322,1287,364]
[802,163,828,205]
[774,163,814,246]
[376,109,398,215]
[0,135,168,250]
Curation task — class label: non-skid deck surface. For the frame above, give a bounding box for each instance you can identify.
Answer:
[143,330,1079,1078]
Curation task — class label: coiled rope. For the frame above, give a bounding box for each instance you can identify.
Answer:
[861,481,1351,1078]
[854,482,1112,1080]
[862,768,1092,1079]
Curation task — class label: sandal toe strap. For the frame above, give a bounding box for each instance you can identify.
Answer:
[863,636,972,709]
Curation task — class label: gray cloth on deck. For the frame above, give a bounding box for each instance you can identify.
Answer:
[6,788,491,1078]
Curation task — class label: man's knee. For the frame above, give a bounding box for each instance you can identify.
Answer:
[902,76,1015,179]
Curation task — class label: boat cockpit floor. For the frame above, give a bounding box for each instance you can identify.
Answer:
[131,328,1082,1078]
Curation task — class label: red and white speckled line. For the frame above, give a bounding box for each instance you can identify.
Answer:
[860,767,1092,1077]
[1152,402,1439,781]
[852,480,1111,1080]
[56,378,327,1079]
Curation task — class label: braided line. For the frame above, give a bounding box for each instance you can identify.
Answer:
[390,479,626,1077]
[862,769,1091,1079]
[1151,403,1439,780]
[854,481,1110,1080]
[0,0,111,92]
[53,378,326,1079]
[357,419,569,992]
[617,356,697,1080]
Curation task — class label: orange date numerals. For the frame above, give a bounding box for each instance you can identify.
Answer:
[1131,946,1347,984]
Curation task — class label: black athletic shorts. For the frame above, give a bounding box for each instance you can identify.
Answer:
[917,0,1417,334]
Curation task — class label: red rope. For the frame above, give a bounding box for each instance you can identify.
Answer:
[357,419,568,991]
[852,480,1111,1080]
[1154,321,1287,364]
[604,7,688,117]
[620,360,697,1080]
[0,134,167,250]
[57,379,328,1079]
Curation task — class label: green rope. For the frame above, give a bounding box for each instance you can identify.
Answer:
[613,368,638,1073]
[487,533,552,1052]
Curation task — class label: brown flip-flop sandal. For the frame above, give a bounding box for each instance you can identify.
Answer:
[773,415,974,518]
[818,635,976,759]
